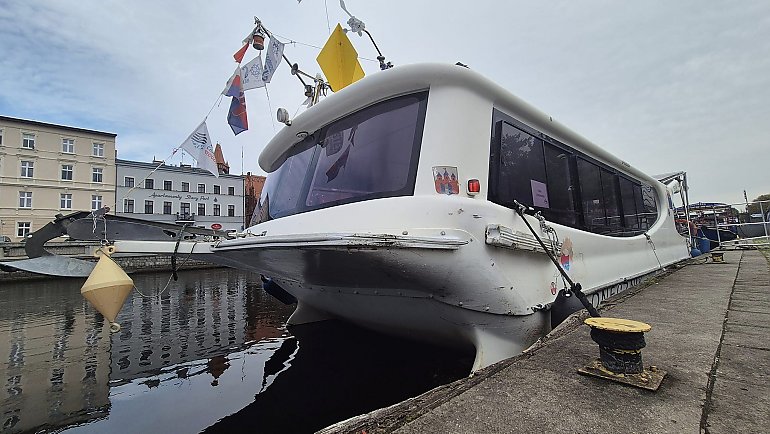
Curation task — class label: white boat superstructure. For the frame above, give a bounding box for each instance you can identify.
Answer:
[110,63,689,371]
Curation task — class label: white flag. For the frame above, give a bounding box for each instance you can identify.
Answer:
[262,38,284,83]
[241,56,266,90]
[179,120,219,178]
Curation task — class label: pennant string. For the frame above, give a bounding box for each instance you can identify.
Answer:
[269,31,377,62]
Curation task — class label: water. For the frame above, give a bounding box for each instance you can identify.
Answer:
[0,269,472,433]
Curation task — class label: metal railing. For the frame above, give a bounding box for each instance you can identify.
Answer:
[676,199,770,248]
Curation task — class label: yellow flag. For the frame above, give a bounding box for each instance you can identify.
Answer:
[317,24,365,92]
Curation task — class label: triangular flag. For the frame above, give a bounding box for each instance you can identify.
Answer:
[179,121,219,177]
[234,43,249,63]
[317,24,365,91]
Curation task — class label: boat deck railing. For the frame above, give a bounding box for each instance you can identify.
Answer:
[676,199,770,249]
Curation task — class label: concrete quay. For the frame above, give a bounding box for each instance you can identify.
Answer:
[323,250,770,434]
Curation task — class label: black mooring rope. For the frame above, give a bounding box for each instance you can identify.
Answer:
[512,200,601,317]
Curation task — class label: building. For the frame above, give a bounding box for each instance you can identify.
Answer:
[0,116,116,241]
[115,159,245,232]
[244,172,266,227]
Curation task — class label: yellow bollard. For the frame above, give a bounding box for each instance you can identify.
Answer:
[80,246,133,333]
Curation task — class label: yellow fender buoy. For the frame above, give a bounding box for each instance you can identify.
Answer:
[80,246,133,333]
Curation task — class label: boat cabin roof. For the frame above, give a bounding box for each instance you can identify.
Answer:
[258,63,656,186]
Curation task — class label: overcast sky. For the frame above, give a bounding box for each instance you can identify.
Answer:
[1,1,769,205]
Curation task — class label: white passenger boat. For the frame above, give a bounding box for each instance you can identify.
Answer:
[7,63,691,371]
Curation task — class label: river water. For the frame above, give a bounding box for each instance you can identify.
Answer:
[0,269,472,433]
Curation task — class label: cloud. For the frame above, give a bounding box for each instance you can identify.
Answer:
[1,0,769,205]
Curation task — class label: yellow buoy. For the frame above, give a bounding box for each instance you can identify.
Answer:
[80,246,133,333]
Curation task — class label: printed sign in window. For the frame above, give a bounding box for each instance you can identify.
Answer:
[531,179,550,208]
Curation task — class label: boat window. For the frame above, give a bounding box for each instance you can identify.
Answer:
[495,122,547,209]
[577,158,606,233]
[258,135,317,221]
[619,177,640,231]
[305,94,425,208]
[601,169,621,232]
[489,109,661,237]
[640,183,658,230]
[253,92,428,224]
[543,144,577,226]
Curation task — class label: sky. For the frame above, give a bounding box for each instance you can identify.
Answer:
[1,0,769,206]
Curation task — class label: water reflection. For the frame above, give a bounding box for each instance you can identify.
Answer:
[1,268,471,434]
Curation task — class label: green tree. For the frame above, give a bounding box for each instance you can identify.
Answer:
[747,194,770,216]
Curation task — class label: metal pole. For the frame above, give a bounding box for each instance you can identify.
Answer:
[713,203,721,246]
[512,200,600,317]
[761,200,769,239]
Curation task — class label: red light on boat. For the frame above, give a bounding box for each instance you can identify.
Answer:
[468,179,480,196]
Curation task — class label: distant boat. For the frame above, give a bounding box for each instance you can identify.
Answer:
[699,226,737,250]
[735,222,770,239]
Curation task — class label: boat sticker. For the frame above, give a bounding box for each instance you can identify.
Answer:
[560,238,573,271]
[433,166,460,195]
[531,180,550,208]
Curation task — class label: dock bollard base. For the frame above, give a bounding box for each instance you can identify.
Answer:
[578,359,667,391]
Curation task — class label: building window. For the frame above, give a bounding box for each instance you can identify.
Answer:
[163,201,172,214]
[20,160,34,178]
[22,133,35,149]
[181,182,189,192]
[60,193,72,210]
[124,176,134,187]
[17,222,31,238]
[145,178,154,189]
[92,167,103,183]
[197,183,206,193]
[180,202,190,215]
[164,180,172,191]
[213,204,220,216]
[198,203,205,216]
[19,191,32,208]
[91,195,102,210]
[228,186,235,196]
[213,185,220,194]
[62,138,75,153]
[61,164,73,180]
[124,199,134,213]
[0,129,3,145]
[228,205,235,217]
[145,200,154,214]
[93,142,104,157]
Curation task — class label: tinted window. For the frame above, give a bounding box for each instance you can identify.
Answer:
[305,95,425,208]
[495,122,547,208]
[577,158,604,233]
[262,136,316,219]
[640,183,658,229]
[601,169,621,231]
[255,93,428,224]
[619,177,639,230]
[543,144,577,226]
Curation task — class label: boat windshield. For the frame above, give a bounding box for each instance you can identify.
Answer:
[251,92,428,225]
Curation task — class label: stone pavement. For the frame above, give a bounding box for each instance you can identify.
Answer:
[321,250,770,434]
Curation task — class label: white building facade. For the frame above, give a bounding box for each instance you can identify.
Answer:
[115,159,245,232]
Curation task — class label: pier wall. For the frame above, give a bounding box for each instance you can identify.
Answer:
[0,241,222,281]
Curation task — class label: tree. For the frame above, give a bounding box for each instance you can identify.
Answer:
[747,194,770,216]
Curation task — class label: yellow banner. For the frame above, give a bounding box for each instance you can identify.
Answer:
[317,24,365,92]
